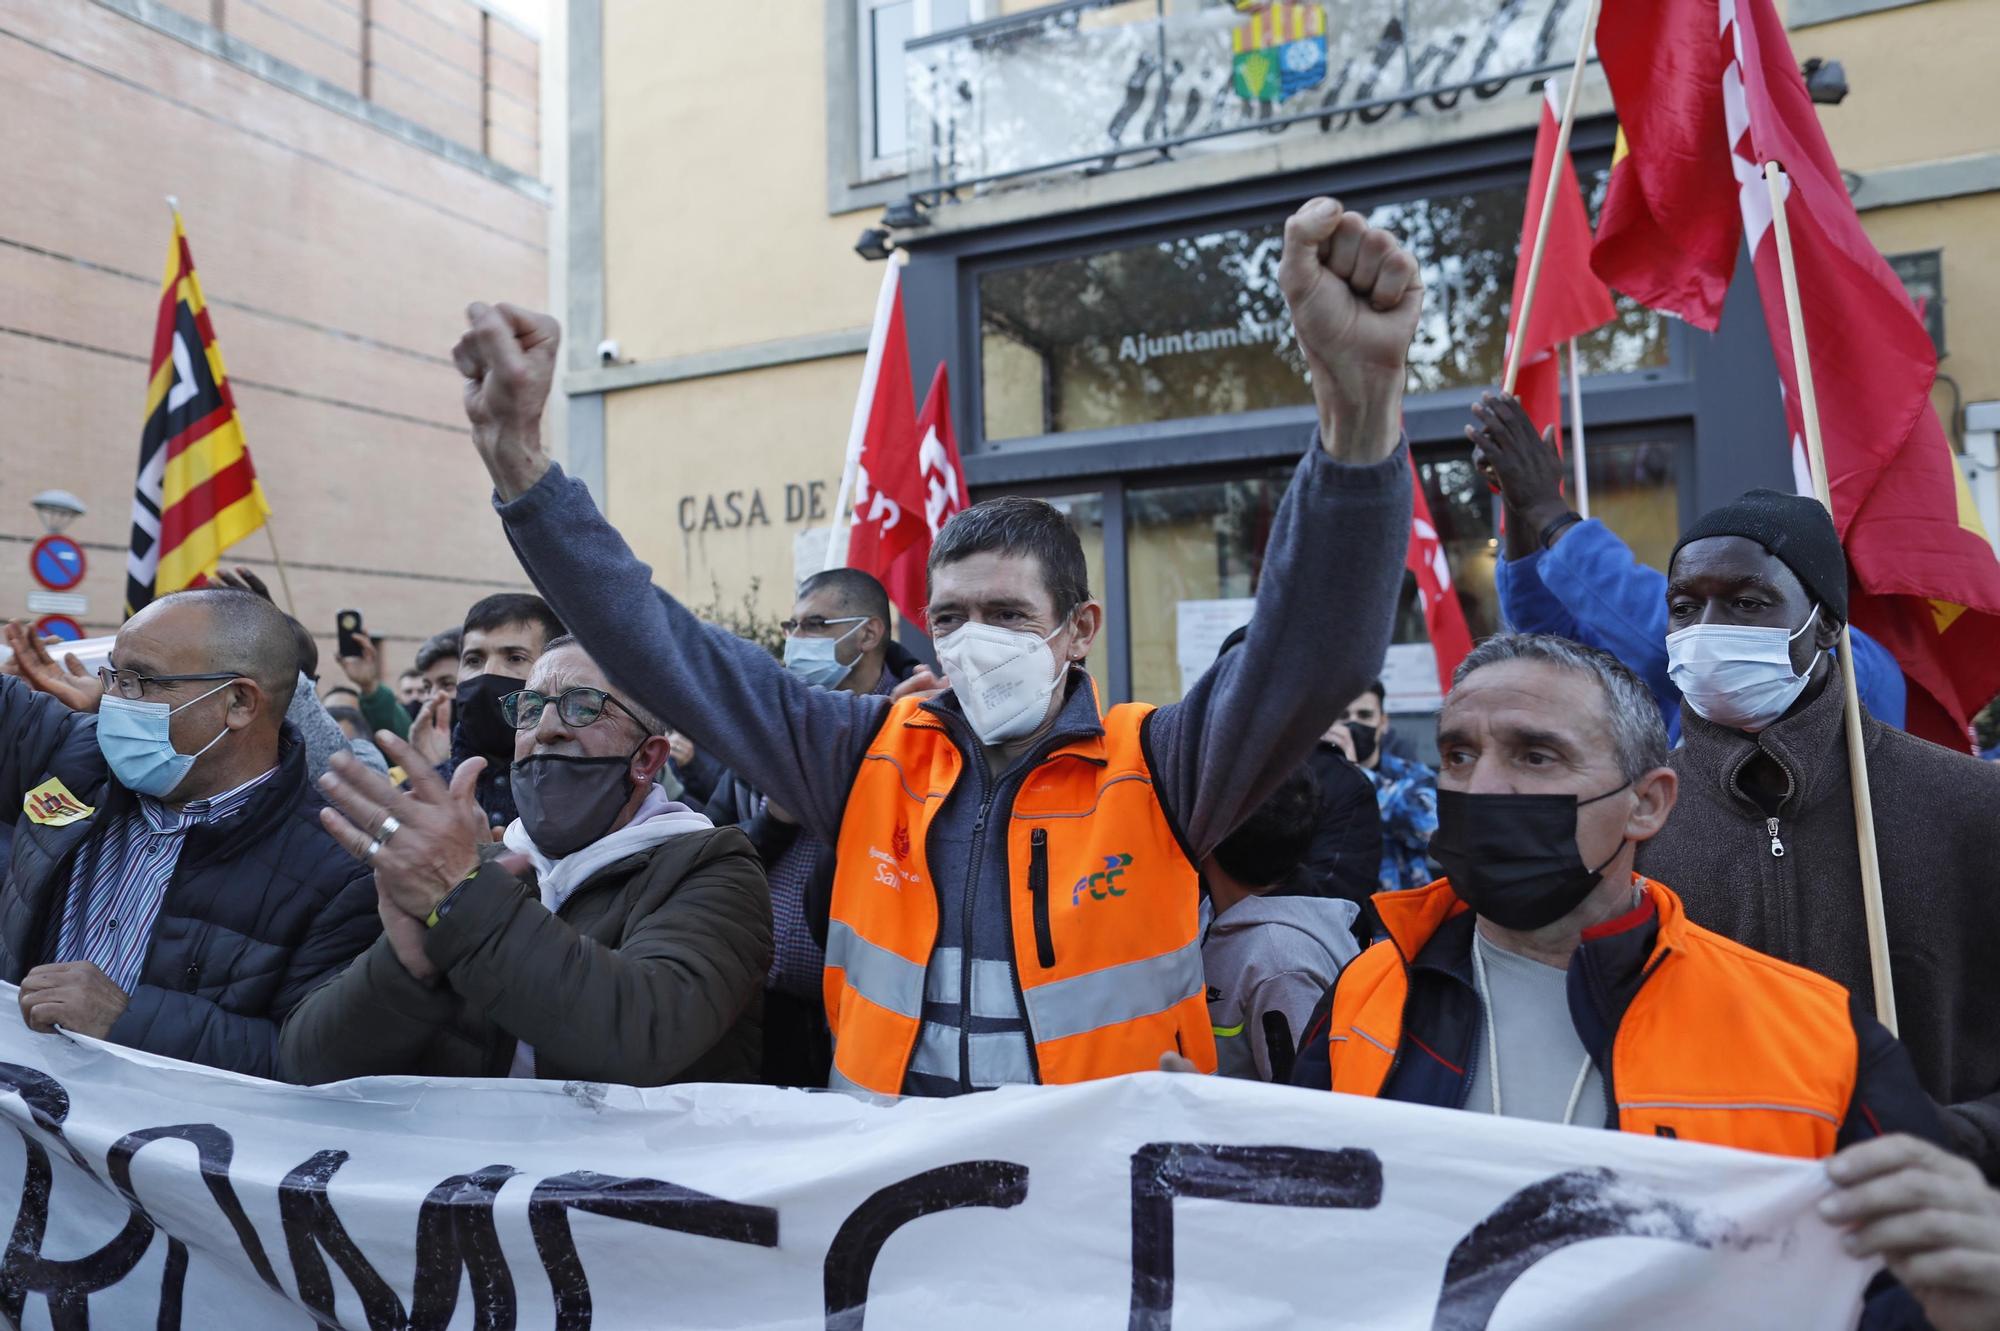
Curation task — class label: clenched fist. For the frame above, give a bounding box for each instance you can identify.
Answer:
[452,302,561,501]
[1278,197,1423,465]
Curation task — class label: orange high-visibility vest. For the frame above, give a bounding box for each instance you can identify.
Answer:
[823,694,1214,1097]
[1329,877,1858,1158]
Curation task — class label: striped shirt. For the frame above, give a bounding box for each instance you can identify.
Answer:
[51,766,280,992]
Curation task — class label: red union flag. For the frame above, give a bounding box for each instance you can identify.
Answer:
[1408,454,1474,694]
[1593,0,2000,746]
[844,257,968,623]
[1508,78,1616,451]
[852,365,968,623]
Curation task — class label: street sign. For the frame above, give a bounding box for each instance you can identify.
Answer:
[33,615,83,642]
[27,592,87,615]
[29,535,86,592]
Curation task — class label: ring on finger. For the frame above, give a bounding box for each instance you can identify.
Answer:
[376,813,402,844]
[365,838,384,861]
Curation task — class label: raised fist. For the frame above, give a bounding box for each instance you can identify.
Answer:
[452,302,561,500]
[1277,197,1423,464]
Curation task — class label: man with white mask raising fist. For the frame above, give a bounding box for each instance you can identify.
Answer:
[450,196,1420,1099]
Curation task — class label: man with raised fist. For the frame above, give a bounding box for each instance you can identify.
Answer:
[450,197,1421,1099]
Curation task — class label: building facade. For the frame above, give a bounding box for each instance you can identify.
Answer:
[2,0,547,667]
[564,0,1995,722]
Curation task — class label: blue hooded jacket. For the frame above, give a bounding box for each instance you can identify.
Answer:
[1495,518,1906,741]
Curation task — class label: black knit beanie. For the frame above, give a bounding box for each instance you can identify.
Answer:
[1670,489,1849,622]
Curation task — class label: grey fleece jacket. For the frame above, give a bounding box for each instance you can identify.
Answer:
[494,437,1411,1095]
[1202,893,1361,1082]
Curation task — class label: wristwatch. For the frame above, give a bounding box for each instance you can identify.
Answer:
[425,867,479,928]
[1538,510,1583,550]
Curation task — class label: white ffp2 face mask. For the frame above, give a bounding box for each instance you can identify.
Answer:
[935,620,1068,745]
[1666,604,1823,732]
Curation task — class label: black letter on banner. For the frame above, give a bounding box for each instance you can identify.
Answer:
[107,1123,286,1330]
[529,1170,779,1329]
[1128,1144,1383,1331]
[280,1149,407,1330]
[0,1064,160,1330]
[409,1165,521,1331]
[1430,1166,1729,1331]
[822,1160,1029,1331]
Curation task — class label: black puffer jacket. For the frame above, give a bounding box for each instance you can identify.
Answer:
[0,678,379,1077]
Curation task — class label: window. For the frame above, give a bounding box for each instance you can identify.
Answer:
[1124,469,1294,705]
[1886,249,1945,355]
[977,180,1670,444]
[854,0,975,184]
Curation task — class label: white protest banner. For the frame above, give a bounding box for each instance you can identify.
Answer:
[0,991,1874,1330]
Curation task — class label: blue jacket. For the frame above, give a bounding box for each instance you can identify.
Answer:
[1363,751,1436,892]
[0,680,378,1077]
[1494,519,1907,741]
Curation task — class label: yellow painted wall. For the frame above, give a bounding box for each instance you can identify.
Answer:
[1859,194,2000,434]
[1790,0,1996,174]
[1792,0,2000,435]
[602,355,861,612]
[599,0,885,362]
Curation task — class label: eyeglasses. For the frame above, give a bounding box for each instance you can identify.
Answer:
[499,686,643,731]
[779,614,869,637]
[96,668,245,701]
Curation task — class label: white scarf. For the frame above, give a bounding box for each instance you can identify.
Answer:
[502,784,714,913]
[503,784,713,1078]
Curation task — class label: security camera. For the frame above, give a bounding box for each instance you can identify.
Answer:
[596,338,622,366]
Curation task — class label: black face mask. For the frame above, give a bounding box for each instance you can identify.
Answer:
[404,697,425,721]
[1429,785,1630,931]
[512,752,636,859]
[455,674,521,760]
[1344,721,1378,766]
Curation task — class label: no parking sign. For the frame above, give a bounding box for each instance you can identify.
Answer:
[29,535,86,592]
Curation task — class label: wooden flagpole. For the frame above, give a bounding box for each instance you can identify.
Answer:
[1761,161,1898,1034]
[1501,0,1604,395]
[1566,337,1590,519]
[262,525,298,617]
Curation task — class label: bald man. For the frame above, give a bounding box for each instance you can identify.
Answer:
[0,588,377,1076]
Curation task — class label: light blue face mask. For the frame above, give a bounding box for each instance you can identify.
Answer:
[782,618,867,689]
[96,679,236,798]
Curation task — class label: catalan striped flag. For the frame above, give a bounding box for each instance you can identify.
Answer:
[123,208,269,618]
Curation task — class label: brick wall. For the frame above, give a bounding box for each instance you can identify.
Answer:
[0,0,548,668]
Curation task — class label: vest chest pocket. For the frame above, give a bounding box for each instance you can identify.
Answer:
[1028,829,1055,968]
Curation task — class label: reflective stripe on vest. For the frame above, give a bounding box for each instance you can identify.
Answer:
[826,694,1216,1097]
[1020,937,1205,1042]
[1328,877,1858,1158]
[825,919,926,1021]
[907,1024,1037,1087]
[923,946,1024,1020]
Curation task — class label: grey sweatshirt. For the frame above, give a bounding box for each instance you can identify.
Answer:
[495,436,1411,1095]
[285,673,388,782]
[1202,893,1361,1082]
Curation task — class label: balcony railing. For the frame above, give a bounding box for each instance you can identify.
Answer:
[904,0,1590,202]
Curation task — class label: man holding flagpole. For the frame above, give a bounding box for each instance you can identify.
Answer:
[1501,0,2000,1179]
[1481,393,1909,739]
[449,195,1419,1098]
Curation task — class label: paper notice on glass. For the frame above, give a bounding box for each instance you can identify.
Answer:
[1383,641,1444,713]
[1176,597,1257,695]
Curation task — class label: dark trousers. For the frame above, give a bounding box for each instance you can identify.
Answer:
[760,988,833,1088]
